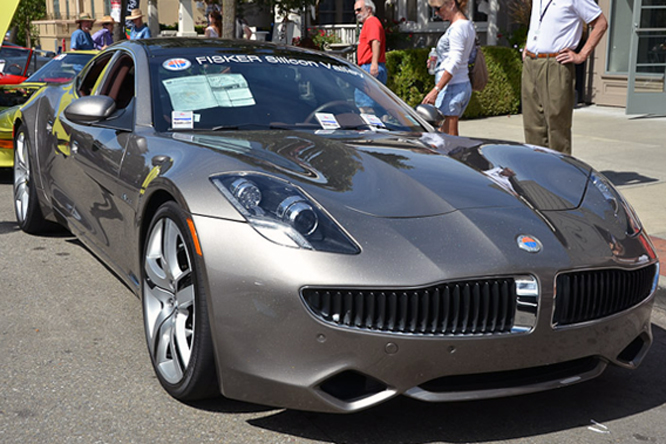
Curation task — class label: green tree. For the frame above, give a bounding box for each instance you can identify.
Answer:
[11,0,47,47]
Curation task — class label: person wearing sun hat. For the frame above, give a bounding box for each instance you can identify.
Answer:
[92,15,115,50]
[71,13,96,50]
[128,8,151,40]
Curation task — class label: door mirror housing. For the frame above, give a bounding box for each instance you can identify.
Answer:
[414,104,445,128]
[64,95,117,124]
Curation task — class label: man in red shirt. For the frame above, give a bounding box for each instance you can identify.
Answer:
[354,0,387,84]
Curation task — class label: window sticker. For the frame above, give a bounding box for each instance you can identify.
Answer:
[54,54,66,61]
[208,73,255,107]
[315,113,340,130]
[361,113,385,128]
[163,58,192,71]
[0,60,5,73]
[172,111,194,129]
[163,73,255,112]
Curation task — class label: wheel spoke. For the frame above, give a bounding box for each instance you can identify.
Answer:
[144,219,171,291]
[143,283,175,352]
[176,283,195,310]
[14,180,28,222]
[155,314,184,383]
[174,284,195,367]
[163,218,189,284]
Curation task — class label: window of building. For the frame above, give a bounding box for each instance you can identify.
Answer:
[318,0,356,24]
[607,0,633,73]
[427,0,488,24]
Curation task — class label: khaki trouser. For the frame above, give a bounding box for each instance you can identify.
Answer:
[521,56,576,155]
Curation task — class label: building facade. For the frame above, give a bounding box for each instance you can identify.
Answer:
[32,0,665,112]
[34,0,207,52]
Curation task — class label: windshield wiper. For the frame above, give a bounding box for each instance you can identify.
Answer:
[169,123,292,132]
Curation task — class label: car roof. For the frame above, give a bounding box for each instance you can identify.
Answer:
[115,38,322,58]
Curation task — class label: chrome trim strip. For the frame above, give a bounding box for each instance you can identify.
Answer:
[314,388,399,413]
[403,361,607,402]
[513,275,539,333]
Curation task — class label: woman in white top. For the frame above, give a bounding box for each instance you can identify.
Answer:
[421,0,476,135]
[205,10,222,38]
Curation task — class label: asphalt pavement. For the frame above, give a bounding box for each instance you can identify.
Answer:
[460,105,666,301]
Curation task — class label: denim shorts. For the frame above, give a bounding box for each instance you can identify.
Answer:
[435,81,472,117]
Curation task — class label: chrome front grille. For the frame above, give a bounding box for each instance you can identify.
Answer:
[553,265,657,326]
[302,277,538,336]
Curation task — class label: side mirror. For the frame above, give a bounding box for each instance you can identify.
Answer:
[414,104,445,129]
[64,95,117,124]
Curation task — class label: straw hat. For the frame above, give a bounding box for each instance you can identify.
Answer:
[127,9,144,20]
[75,13,95,23]
[98,15,115,24]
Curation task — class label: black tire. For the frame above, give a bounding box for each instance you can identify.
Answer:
[13,125,55,234]
[142,201,219,400]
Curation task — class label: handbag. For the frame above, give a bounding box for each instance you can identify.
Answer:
[468,38,488,92]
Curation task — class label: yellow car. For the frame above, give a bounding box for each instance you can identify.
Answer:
[0,50,95,167]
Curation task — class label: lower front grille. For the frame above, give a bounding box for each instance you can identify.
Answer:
[553,264,657,326]
[301,278,519,336]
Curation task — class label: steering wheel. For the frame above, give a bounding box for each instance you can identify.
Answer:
[5,63,23,75]
[304,100,359,124]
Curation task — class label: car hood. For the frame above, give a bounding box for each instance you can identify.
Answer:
[166,130,592,218]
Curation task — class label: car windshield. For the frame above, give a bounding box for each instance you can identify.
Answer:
[0,45,31,75]
[150,49,425,133]
[25,53,94,83]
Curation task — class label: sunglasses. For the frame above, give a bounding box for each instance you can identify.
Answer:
[433,5,443,11]
[354,7,364,12]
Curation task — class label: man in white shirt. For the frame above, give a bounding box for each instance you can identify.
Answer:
[521,0,608,155]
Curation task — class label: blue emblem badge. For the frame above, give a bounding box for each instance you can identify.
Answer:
[517,235,542,253]
[163,58,192,71]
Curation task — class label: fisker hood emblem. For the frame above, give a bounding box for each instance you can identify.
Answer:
[517,235,542,253]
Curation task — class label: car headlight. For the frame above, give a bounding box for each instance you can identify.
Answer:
[588,171,642,236]
[211,173,360,254]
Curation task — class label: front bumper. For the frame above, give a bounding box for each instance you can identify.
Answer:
[193,211,658,413]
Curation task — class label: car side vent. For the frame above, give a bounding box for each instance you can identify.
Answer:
[553,265,657,326]
[302,278,520,336]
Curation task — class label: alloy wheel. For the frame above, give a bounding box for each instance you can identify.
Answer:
[13,131,30,223]
[143,217,196,384]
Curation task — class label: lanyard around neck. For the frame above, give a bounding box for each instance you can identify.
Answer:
[539,0,554,24]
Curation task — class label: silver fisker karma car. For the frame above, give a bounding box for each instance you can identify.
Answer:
[11,38,660,413]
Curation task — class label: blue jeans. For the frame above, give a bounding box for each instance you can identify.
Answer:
[355,63,387,109]
[359,62,387,84]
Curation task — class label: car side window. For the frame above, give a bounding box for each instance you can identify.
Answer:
[98,54,135,110]
[78,52,114,97]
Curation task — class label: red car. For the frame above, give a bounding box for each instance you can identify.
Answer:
[0,42,54,85]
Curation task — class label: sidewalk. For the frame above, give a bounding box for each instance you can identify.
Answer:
[459,105,666,291]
